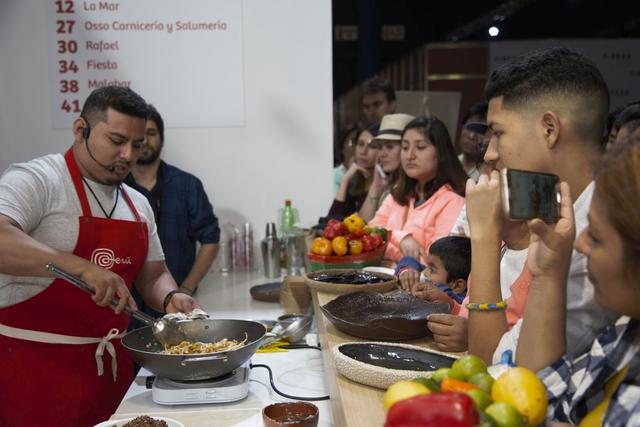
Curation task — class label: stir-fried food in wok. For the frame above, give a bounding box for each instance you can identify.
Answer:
[161,333,248,355]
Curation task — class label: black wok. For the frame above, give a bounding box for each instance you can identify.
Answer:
[122,319,266,381]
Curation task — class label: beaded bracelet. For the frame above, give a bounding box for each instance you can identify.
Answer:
[466,300,508,311]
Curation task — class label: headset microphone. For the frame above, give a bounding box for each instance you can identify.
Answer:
[81,119,116,172]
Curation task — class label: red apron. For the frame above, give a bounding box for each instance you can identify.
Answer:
[0,149,149,427]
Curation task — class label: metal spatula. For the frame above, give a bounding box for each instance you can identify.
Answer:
[46,263,189,347]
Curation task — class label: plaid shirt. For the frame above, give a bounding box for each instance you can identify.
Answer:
[538,316,640,426]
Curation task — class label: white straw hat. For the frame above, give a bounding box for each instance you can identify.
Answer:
[374,113,415,141]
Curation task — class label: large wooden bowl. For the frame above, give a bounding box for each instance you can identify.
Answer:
[320,291,450,340]
[304,269,397,295]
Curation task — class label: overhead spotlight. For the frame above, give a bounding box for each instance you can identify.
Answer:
[488,26,500,37]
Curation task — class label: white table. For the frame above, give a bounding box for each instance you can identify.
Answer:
[111,271,333,426]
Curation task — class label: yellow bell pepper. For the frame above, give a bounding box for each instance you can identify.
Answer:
[343,213,365,234]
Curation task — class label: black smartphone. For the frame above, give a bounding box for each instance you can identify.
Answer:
[500,168,560,221]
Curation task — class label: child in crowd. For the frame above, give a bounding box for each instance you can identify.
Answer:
[395,236,470,308]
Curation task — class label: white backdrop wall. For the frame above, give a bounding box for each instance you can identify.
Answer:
[0,1,334,268]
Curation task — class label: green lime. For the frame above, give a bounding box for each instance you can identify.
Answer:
[451,355,488,381]
[466,389,493,412]
[432,367,465,383]
[412,377,440,392]
[485,402,525,427]
[478,411,498,427]
[469,372,496,394]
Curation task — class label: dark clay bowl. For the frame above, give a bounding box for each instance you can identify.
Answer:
[320,291,450,340]
[332,342,458,389]
[338,343,457,371]
[262,402,319,427]
[304,269,397,295]
[249,282,282,302]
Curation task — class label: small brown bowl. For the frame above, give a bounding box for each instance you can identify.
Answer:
[262,402,319,427]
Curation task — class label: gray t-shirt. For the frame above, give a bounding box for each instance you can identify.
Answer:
[0,153,164,308]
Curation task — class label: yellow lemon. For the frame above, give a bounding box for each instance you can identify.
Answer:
[491,367,548,426]
[383,380,430,411]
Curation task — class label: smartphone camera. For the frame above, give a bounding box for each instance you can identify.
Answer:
[500,168,560,221]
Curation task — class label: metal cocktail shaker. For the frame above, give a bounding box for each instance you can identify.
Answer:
[261,222,281,278]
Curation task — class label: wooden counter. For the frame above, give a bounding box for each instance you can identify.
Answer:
[312,290,462,427]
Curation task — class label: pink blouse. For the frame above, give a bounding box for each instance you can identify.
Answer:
[369,184,464,262]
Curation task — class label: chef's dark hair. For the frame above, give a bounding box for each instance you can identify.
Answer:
[80,87,148,130]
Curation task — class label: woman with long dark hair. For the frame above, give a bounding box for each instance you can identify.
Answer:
[328,123,380,218]
[369,116,467,262]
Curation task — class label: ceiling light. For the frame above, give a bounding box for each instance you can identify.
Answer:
[488,26,500,37]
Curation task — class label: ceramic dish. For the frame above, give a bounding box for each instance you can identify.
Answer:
[320,290,449,340]
[262,402,319,427]
[304,269,397,295]
[332,341,459,389]
[249,282,282,302]
[93,415,184,427]
[362,266,396,276]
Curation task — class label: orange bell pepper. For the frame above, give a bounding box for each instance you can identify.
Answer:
[440,378,481,393]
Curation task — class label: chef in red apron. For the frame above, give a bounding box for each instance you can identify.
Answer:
[0,87,199,427]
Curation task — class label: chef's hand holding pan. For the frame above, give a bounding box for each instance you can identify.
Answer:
[79,263,137,314]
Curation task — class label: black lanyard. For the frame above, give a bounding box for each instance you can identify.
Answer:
[81,177,120,219]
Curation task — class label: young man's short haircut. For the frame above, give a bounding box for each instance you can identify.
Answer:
[361,78,396,103]
[484,47,609,144]
[429,236,471,282]
[81,86,148,126]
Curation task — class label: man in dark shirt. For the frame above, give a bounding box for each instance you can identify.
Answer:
[126,104,220,319]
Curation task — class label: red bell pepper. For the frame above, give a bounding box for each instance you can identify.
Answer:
[385,392,479,427]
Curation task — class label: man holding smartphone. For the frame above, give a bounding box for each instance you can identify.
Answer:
[464,47,617,363]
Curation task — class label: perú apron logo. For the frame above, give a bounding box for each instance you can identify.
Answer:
[91,248,132,269]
